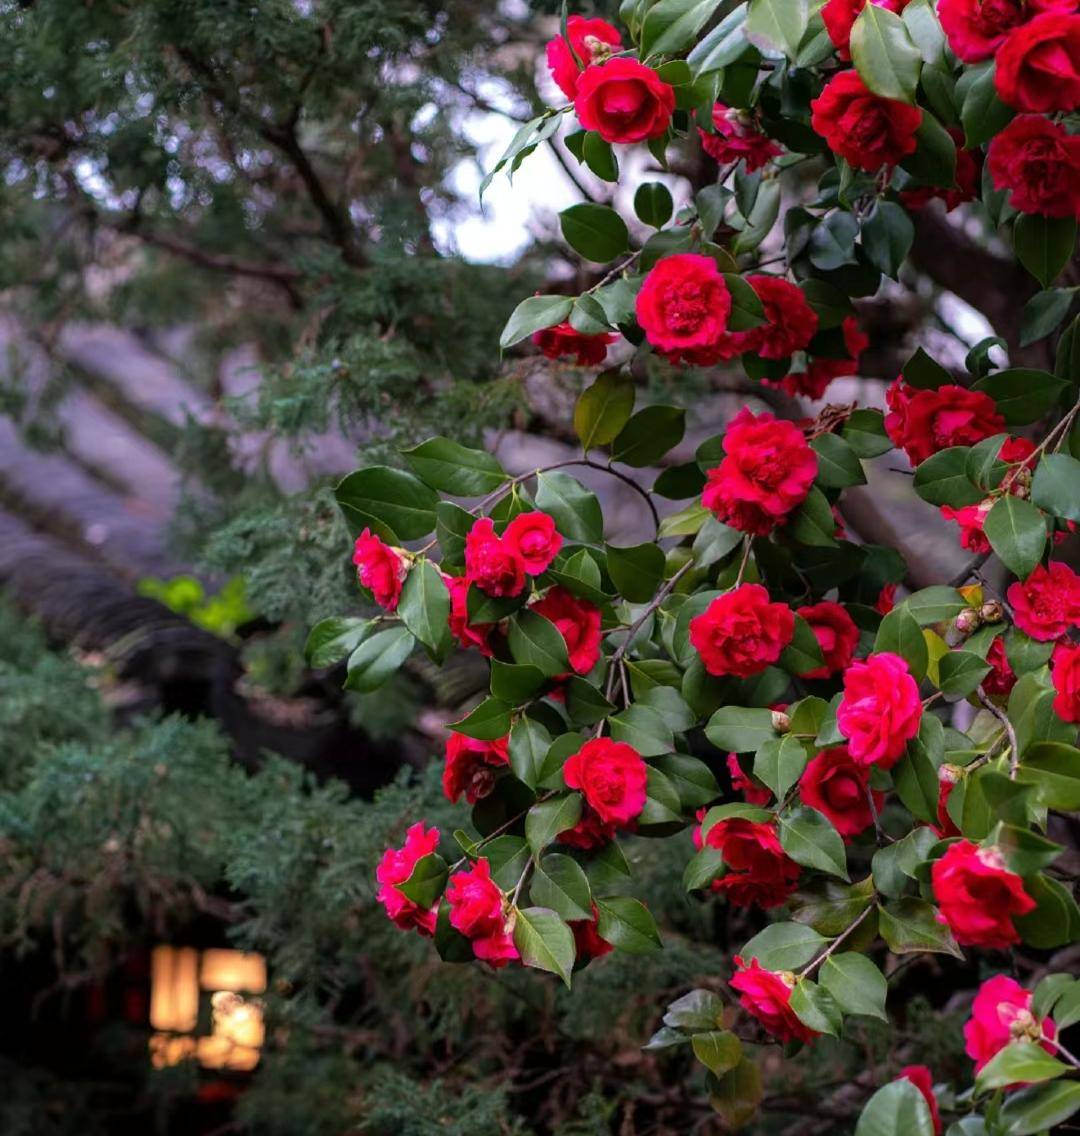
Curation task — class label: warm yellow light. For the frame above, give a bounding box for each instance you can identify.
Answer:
[211,991,265,1050]
[200,950,266,993]
[149,946,199,1033]
[149,1033,197,1070]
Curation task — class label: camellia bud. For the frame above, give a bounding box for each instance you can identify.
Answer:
[955,608,982,635]
[1009,1008,1042,1043]
[979,601,1004,624]
[771,710,791,733]
[581,35,616,63]
[938,763,964,786]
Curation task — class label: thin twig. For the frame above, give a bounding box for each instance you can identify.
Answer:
[977,686,1019,779]
[799,903,876,978]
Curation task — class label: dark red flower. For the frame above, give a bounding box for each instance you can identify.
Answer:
[446,574,495,657]
[503,511,563,575]
[698,103,783,172]
[545,15,622,100]
[996,12,1080,112]
[875,584,897,615]
[446,858,518,966]
[810,71,922,171]
[797,601,860,679]
[570,902,614,961]
[940,0,1076,61]
[884,379,1006,465]
[931,840,1035,948]
[563,738,647,826]
[464,517,526,597]
[799,746,883,839]
[716,275,819,361]
[731,956,819,1043]
[1051,640,1080,721]
[1007,561,1080,640]
[697,815,801,908]
[376,822,441,936]
[635,253,732,363]
[983,636,1017,698]
[533,321,617,365]
[934,766,963,838]
[727,753,773,806]
[988,114,1080,217]
[531,586,602,675]
[823,0,912,59]
[901,129,982,212]
[689,583,795,678]
[770,317,869,400]
[574,58,676,144]
[352,528,408,611]
[941,501,993,553]
[442,733,510,804]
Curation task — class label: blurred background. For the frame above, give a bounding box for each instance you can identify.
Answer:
[0,1,1067,1133]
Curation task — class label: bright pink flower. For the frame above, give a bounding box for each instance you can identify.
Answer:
[701,409,818,535]
[797,601,860,680]
[731,956,819,1042]
[1007,561,1080,640]
[799,746,883,839]
[964,974,1057,1073]
[837,652,922,769]
[941,501,993,554]
[545,15,622,99]
[352,528,408,611]
[376,822,441,936]
[635,254,732,363]
[689,583,795,678]
[446,858,518,966]
[531,586,602,675]
[931,841,1036,948]
[563,738,647,826]
[442,733,510,804]
[574,58,676,144]
[503,511,563,575]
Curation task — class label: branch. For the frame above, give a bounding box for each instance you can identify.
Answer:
[977,686,1019,779]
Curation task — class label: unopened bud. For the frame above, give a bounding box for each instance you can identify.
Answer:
[1012,482,1031,499]
[1009,1009,1042,1043]
[771,710,791,734]
[938,763,964,786]
[980,601,1004,624]
[955,608,982,635]
[581,35,615,62]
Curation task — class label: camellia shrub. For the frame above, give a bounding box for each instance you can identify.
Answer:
[308,1,1080,1132]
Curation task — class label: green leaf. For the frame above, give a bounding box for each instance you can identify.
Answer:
[607,542,666,603]
[574,369,636,451]
[855,1079,936,1136]
[397,560,452,656]
[809,211,859,271]
[861,200,915,278]
[570,292,612,335]
[508,608,572,677]
[900,109,957,188]
[491,661,547,705]
[872,825,938,898]
[402,437,507,495]
[999,1082,1080,1136]
[874,607,929,681]
[903,345,951,389]
[788,486,838,547]
[335,466,439,541]
[1019,742,1080,811]
[780,614,826,676]
[595,896,663,953]
[611,405,686,467]
[530,854,593,922]
[305,617,371,668]
[684,845,726,891]
[724,273,767,331]
[581,131,618,182]
[778,806,849,880]
[658,501,711,538]
[486,836,531,890]
[1021,289,1075,348]
[753,735,809,799]
[610,704,675,758]
[509,717,552,788]
[913,447,983,507]
[560,203,630,263]
[397,852,448,908]
[344,626,415,692]
[1057,313,1080,385]
[650,753,720,809]
[903,586,968,625]
[513,906,575,987]
[976,1042,1068,1094]
[500,294,573,350]
[843,409,893,458]
[535,471,604,543]
[744,0,809,59]
[525,793,583,855]
[850,2,921,103]
[688,3,750,74]
[819,953,888,1021]
[451,696,513,741]
[811,433,867,488]
[692,1030,743,1077]
[937,650,992,698]
[564,677,615,727]
[878,897,962,956]
[1031,453,1080,522]
[641,0,725,57]
[635,181,674,228]
[705,707,777,752]
[740,922,827,970]
[1014,213,1077,290]
[708,1057,763,1130]
[901,0,945,63]
[789,978,842,1036]
[959,61,1013,147]
[972,368,1068,425]
[984,495,1047,580]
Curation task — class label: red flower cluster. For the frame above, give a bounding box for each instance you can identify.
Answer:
[797,601,860,680]
[718,275,819,361]
[895,1066,943,1136]
[464,513,563,597]
[989,115,1080,218]
[545,15,622,99]
[635,254,733,364]
[446,858,518,966]
[1051,641,1080,721]
[353,528,409,611]
[1007,561,1080,640]
[695,815,802,908]
[799,746,883,839]
[574,58,676,144]
[533,321,616,365]
[939,0,1075,61]
[931,841,1035,948]
[996,12,1080,112]
[727,753,773,806]
[442,733,510,804]
[689,583,795,678]
[836,652,923,768]
[964,975,1057,1073]
[940,500,993,554]
[698,103,783,172]
[884,379,1006,466]
[810,71,922,171]
[822,0,911,58]
[532,586,602,675]
[730,956,818,1042]
[563,737,647,827]
[376,822,441,936]
[701,409,818,535]
[769,316,868,400]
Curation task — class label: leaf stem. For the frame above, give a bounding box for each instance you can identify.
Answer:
[977,686,1019,780]
[798,903,876,979]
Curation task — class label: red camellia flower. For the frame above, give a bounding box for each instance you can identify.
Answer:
[939,0,1076,61]
[718,275,819,361]
[701,409,818,535]
[901,128,982,212]
[574,58,676,144]
[545,15,622,100]
[442,733,510,804]
[696,816,802,908]
[987,115,1080,217]
[728,753,773,806]
[931,840,1036,948]
[934,765,963,838]
[884,379,1006,466]
[352,528,408,611]
[503,511,563,575]
[823,0,911,58]
[464,517,526,597]
[896,1066,943,1136]
[797,601,860,680]
[376,822,441,936]
[837,652,922,768]
[698,103,783,172]
[532,321,616,366]
[445,858,518,966]
[1007,561,1080,640]
[570,902,614,962]
[559,810,617,850]
[689,583,796,678]
[940,500,993,553]
[810,71,922,171]
[964,975,1058,1073]
[531,586,602,674]
[445,574,495,657]
[730,956,819,1043]
[1000,435,1039,466]
[770,316,869,400]
[563,738,647,826]
[635,253,732,363]
[996,12,1080,112]
[875,583,897,615]
[983,636,1017,698]
[1051,641,1080,721]
[799,746,884,839]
